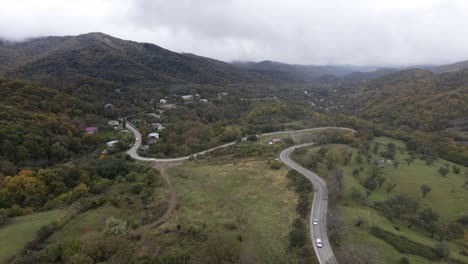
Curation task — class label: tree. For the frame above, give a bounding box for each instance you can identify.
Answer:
[352,168,360,177]
[329,169,344,203]
[452,166,460,174]
[0,160,16,176]
[420,184,431,197]
[393,160,399,169]
[3,171,47,207]
[96,158,129,179]
[325,148,343,170]
[419,208,439,226]
[457,215,468,227]
[438,166,449,177]
[446,222,464,240]
[328,210,346,246]
[434,241,450,259]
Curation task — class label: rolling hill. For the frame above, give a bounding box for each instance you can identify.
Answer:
[336,68,468,133]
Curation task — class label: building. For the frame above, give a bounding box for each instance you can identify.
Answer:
[160,99,167,104]
[106,140,119,148]
[148,132,159,144]
[200,99,208,103]
[150,123,166,131]
[108,120,120,126]
[182,95,193,101]
[161,104,176,109]
[146,113,161,119]
[85,127,98,134]
[272,138,282,144]
[104,103,113,109]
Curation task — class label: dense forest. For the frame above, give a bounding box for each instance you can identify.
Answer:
[0,79,106,174]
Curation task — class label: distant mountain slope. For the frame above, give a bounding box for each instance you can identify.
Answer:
[233,60,375,81]
[0,33,294,91]
[338,69,468,131]
[433,60,468,74]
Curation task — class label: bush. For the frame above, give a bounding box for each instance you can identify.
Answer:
[103,216,129,236]
[369,226,439,260]
[246,135,258,141]
[270,160,283,170]
[0,208,10,226]
[400,256,410,264]
[90,178,112,194]
[96,158,129,179]
[434,241,450,259]
[289,219,307,248]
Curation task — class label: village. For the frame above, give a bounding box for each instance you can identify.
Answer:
[83,92,230,156]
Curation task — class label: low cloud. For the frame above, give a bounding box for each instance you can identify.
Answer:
[1,0,467,65]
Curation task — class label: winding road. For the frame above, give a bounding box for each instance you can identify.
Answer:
[281,144,338,264]
[126,122,354,263]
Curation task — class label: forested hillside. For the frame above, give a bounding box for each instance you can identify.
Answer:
[0,33,295,93]
[0,78,101,173]
[339,69,468,131]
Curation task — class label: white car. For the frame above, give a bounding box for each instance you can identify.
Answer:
[313,219,318,225]
[136,137,139,141]
[316,238,323,248]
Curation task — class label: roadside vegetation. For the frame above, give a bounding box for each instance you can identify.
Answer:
[292,134,468,264]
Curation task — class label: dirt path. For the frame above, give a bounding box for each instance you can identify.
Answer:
[134,161,179,234]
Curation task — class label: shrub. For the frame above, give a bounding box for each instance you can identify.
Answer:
[103,216,129,236]
[289,219,307,248]
[400,256,410,264]
[96,158,129,179]
[370,226,438,260]
[246,135,258,141]
[434,241,450,259]
[0,208,10,226]
[270,160,283,170]
[90,178,112,194]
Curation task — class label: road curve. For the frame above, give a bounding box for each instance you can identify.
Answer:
[280,144,338,264]
[126,122,355,162]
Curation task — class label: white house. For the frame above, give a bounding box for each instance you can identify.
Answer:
[148,132,159,144]
[106,140,119,147]
[108,120,120,126]
[160,99,167,104]
[182,95,193,101]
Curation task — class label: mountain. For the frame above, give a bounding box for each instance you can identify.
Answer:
[433,60,468,74]
[0,33,297,93]
[336,68,468,132]
[232,60,379,82]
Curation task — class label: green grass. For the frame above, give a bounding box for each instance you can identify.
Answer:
[294,137,468,263]
[49,205,139,242]
[0,210,67,261]
[156,157,300,263]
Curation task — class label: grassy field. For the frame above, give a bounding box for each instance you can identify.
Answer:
[0,210,67,261]
[144,156,302,263]
[294,137,468,264]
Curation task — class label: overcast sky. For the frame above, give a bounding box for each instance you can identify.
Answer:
[1,0,467,65]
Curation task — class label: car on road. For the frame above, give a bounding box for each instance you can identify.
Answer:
[136,137,139,141]
[316,238,323,248]
[313,218,318,225]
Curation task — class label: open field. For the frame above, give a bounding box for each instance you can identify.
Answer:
[294,137,468,264]
[0,210,67,261]
[147,156,302,263]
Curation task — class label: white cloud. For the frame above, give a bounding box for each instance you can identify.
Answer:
[1,0,467,65]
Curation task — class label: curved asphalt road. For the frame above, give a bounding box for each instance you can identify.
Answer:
[280,144,338,264]
[126,122,355,163]
[126,122,353,263]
